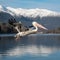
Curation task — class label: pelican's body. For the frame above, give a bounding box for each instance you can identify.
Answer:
[15,21,48,39]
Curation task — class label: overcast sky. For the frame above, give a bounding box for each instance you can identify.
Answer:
[0,0,60,12]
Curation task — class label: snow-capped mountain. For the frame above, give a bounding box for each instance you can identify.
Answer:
[0,5,60,29]
[0,5,60,18]
[7,7,60,18]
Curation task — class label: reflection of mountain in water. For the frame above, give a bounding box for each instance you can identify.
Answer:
[0,34,60,56]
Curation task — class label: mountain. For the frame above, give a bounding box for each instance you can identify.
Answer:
[0,5,60,29]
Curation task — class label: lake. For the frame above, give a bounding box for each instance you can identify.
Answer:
[0,34,60,60]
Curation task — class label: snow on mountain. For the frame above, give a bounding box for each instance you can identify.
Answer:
[0,5,60,29]
[7,7,60,18]
[0,5,60,18]
[0,5,7,12]
[0,5,3,11]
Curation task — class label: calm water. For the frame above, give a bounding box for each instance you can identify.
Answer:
[0,34,60,60]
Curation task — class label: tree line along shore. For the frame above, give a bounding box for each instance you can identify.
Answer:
[0,22,18,34]
[0,18,29,34]
[0,21,60,34]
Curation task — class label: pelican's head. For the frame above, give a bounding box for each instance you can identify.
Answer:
[32,21,37,27]
[32,21,48,30]
[32,21,37,24]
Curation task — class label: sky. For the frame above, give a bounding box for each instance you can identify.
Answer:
[0,0,60,12]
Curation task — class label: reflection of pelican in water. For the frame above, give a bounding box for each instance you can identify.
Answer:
[15,21,48,39]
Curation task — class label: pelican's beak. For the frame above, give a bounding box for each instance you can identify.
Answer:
[36,22,48,30]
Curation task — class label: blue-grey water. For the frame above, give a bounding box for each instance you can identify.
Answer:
[0,34,60,60]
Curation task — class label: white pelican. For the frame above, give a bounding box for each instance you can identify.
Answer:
[15,21,48,39]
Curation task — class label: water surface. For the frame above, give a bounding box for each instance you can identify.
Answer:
[0,34,60,60]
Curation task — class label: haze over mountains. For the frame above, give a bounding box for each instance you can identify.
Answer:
[0,5,60,29]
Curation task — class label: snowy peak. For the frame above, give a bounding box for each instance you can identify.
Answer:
[7,7,60,17]
[0,5,60,29]
[0,5,60,18]
[0,5,3,11]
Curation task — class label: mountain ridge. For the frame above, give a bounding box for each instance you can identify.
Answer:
[0,5,60,29]
[0,5,60,18]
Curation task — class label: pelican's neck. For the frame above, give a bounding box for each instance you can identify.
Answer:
[34,26,38,31]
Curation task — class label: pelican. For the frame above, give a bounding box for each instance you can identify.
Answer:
[15,21,48,39]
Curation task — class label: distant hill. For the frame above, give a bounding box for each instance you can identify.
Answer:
[0,5,60,30]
